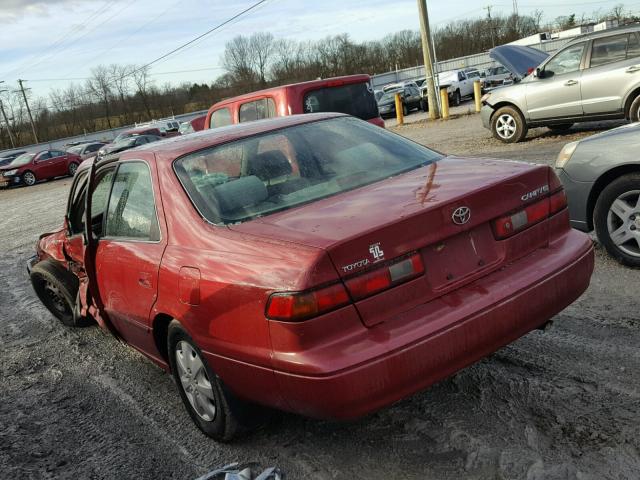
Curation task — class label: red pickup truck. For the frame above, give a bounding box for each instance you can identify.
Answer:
[204,75,384,129]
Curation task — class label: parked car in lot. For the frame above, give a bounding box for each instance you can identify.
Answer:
[434,69,475,106]
[178,115,207,135]
[97,134,161,157]
[0,150,27,167]
[377,85,424,117]
[0,149,81,187]
[113,126,163,143]
[28,113,593,441]
[556,122,640,267]
[482,25,640,143]
[66,142,105,160]
[204,74,384,129]
[482,65,513,89]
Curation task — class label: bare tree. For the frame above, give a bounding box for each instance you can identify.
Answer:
[132,64,153,119]
[87,65,113,129]
[249,32,276,87]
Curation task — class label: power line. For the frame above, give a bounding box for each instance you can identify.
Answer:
[25,66,226,83]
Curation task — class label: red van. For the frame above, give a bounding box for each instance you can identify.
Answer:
[204,75,384,129]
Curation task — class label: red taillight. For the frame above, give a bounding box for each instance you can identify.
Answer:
[345,253,425,301]
[266,283,350,322]
[493,189,567,239]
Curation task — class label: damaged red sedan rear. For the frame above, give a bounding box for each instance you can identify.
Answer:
[29,113,594,441]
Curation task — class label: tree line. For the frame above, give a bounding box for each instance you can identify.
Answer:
[1,5,636,151]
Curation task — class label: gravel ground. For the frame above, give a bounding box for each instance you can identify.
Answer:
[1,114,639,480]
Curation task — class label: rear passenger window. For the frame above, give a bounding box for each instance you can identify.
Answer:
[239,98,276,123]
[211,108,232,128]
[628,33,640,59]
[590,34,628,67]
[105,162,160,241]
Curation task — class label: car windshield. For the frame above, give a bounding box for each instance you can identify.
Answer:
[113,132,133,142]
[174,117,442,225]
[7,153,35,167]
[67,146,83,154]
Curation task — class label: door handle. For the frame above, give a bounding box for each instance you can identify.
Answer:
[564,80,579,86]
[138,272,153,289]
[626,66,640,73]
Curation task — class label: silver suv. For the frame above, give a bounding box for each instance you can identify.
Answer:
[481,25,640,143]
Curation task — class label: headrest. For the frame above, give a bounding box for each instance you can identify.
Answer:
[247,150,292,181]
[212,175,267,214]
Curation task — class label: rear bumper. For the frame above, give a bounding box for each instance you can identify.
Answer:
[272,229,594,419]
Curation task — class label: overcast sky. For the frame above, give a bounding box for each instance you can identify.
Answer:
[0,0,632,99]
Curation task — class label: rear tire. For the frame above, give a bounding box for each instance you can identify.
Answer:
[68,162,79,176]
[452,90,461,106]
[629,95,640,123]
[22,171,36,186]
[168,321,263,441]
[491,105,528,143]
[548,124,573,132]
[594,173,640,268]
[420,99,427,111]
[30,261,82,326]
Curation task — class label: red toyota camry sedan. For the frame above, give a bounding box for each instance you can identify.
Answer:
[29,113,594,441]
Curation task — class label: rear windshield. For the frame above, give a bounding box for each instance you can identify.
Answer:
[174,117,441,225]
[303,83,379,120]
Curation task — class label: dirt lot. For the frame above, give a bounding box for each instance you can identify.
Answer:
[1,112,639,480]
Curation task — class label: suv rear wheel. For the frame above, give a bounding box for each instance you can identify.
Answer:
[594,173,640,268]
[491,106,527,143]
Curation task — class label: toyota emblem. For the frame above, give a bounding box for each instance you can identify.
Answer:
[452,206,471,225]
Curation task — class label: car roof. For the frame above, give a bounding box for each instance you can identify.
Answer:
[569,23,640,43]
[211,74,371,109]
[120,113,346,162]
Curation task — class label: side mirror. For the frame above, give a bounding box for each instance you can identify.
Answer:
[535,68,544,78]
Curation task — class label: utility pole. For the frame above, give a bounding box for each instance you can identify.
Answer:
[0,81,16,148]
[0,98,16,149]
[417,0,439,120]
[17,79,38,144]
[485,5,496,47]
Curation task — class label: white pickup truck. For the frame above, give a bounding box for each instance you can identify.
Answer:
[420,69,475,106]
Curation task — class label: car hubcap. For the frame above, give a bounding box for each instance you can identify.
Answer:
[24,173,35,185]
[607,190,640,257]
[175,341,216,421]
[496,114,516,139]
[69,164,77,175]
[44,281,68,314]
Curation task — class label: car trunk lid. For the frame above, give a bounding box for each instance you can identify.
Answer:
[232,157,553,327]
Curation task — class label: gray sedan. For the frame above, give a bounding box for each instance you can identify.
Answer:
[555,123,640,267]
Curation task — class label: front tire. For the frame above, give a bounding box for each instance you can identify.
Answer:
[451,90,461,106]
[30,261,81,326]
[168,321,261,441]
[68,162,79,176]
[594,173,640,268]
[22,171,36,186]
[402,103,408,116]
[491,106,528,143]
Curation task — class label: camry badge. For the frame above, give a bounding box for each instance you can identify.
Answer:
[452,206,471,225]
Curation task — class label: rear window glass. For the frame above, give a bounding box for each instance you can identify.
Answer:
[239,98,276,123]
[174,117,441,225]
[303,83,379,120]
[210,108,233,128]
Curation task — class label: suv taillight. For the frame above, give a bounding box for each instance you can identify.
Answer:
[493,189,567,239]
[265,252,425,322]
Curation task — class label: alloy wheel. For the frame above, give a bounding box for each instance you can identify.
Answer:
[175,341,217,421]
[607,189,640,257]
[69,163,78,176]
[43,280,70,315]
[23,172,36,186]
[495,114,516,140]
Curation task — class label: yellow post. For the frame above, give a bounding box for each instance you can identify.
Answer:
[394,92,404,125]
[474,80,482,113]
[440,87,449,119]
